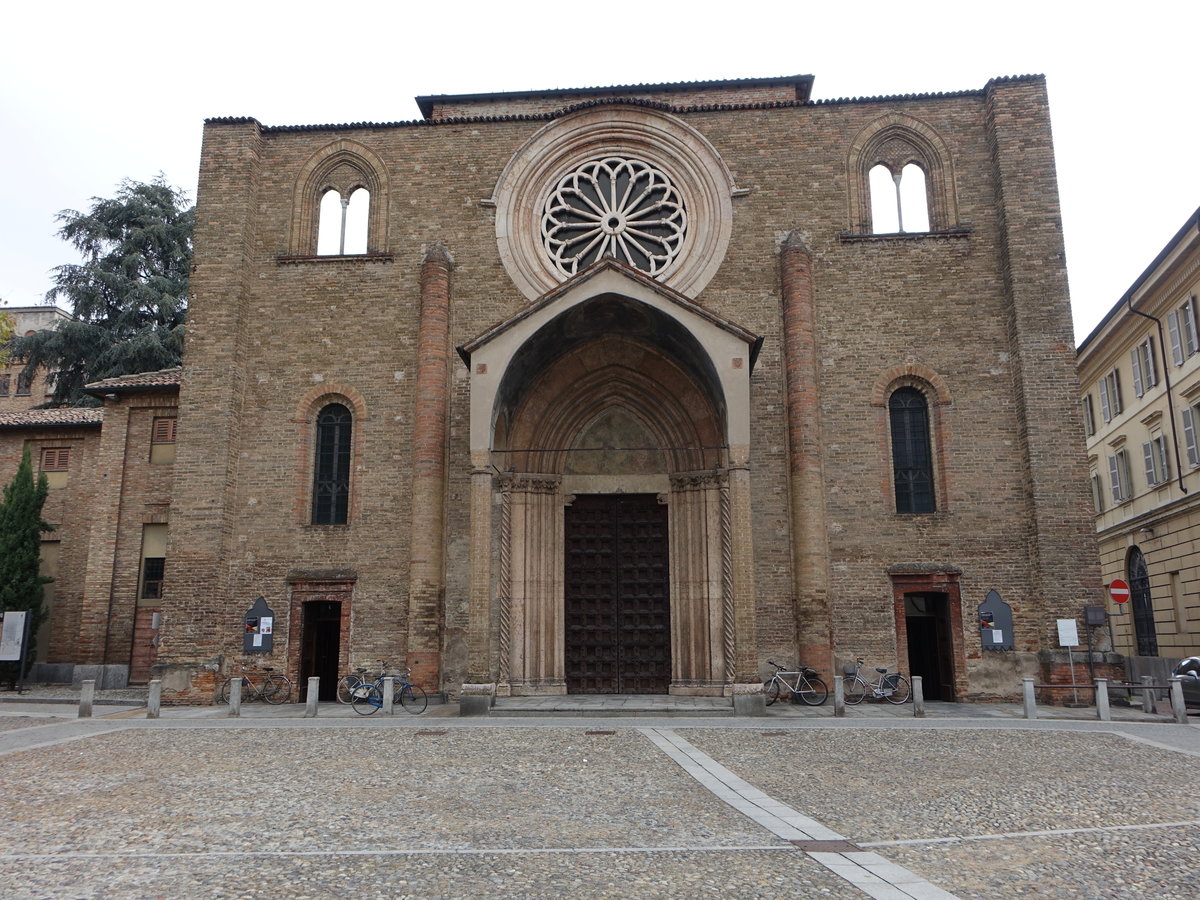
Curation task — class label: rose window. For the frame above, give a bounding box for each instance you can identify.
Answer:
[541,156,687,277]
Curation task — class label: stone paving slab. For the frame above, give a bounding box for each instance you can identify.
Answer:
[681,729,1200,842]
[0,729,773,856]
[1,719,1198,898]
[1,848,849,900]
[886,829,1199,900]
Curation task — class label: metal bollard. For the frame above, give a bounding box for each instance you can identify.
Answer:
[1022,678,1037,720]
[912,676,925,717]
[304,677,319,718]
[833,676,845,717]
[228,676,241,717]
[1141,675,1155,714]
[78,679,95,718]
[1170,677,1187,724]
[383,677,395,715]
[147,679,162,719]
[1095,678,1111,721]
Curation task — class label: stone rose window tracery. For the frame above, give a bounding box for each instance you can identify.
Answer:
[541,156,687,277]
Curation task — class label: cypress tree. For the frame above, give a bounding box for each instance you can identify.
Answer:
[0,448,53,685]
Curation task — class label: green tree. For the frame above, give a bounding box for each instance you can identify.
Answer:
[0,311,13,367]
[12,177,194,406]
[0,448,53,684]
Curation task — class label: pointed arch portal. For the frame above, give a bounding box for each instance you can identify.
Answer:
[461,262,759,695]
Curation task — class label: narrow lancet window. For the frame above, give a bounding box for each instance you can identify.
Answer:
[312,403,352,524]
[889,387,935,513]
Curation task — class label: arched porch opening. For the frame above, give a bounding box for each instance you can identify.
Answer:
[491,294,734,695]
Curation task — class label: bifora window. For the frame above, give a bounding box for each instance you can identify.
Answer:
[889,387,935,513]
[541,156,687,277]
[312,403,352,525]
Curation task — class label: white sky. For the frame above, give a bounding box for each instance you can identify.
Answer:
[1,1,1197,344]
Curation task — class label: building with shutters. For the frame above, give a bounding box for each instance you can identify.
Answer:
[1076,206,1200,680]
[1,74,1102,704]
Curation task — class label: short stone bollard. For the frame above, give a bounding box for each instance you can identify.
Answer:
[459,683,495,717]
[304,677,320,718]
[912,675,925,718]
[78,679,95,718]
[1141,675,1155,714]
[147,679,162,719]
[1095,678,1111,721]
[833,676,845,717]
[228,676,241,718]
[1170,677,1187,724]
[732,682,766,716]
[382,677,395,715]
[1023,678,1037,720]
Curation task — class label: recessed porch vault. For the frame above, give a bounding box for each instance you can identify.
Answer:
[458,261,761,695]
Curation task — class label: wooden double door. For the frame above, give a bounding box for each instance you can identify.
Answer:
[564,494,670,693]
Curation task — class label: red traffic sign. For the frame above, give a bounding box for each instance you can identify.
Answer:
[1109,579,1131,604]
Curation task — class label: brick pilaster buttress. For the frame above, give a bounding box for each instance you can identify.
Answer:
[780,233,832,672]
[406,244,453,690]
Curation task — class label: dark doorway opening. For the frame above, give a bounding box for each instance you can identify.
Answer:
[300,600,342,701]
[565,494,670,693]
[904,592,954,701]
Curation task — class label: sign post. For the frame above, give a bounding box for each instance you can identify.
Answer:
[1057,618,1080,705]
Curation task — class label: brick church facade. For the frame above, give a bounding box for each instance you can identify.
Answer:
[2,74,1101,703]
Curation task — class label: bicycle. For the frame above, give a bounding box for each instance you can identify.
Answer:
[218,665,292,705]
[349,662,428,715]
[841,658,911,705]
[763,659,828,706]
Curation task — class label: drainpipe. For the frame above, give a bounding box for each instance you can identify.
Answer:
[1125,304,1187,494]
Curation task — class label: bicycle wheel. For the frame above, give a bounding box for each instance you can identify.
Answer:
[763,679,781,706]
[798,675,828,706]
[263,674,291,704]
[398,683,428,714]
[884,674,912,704]
[843,676,867,705]
[336,675,360,704]
[351,683,382,715]
[217,678,232,704]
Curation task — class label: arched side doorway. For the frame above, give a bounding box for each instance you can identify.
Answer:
[461,264,759,696]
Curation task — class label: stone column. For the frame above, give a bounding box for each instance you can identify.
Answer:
[504,474,566,694]
[780,233,832,672]
[726,458,757,683]
[406,244,453,690]
[668,472,726,693]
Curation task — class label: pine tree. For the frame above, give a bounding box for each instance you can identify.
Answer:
[0,448,53,684]
[11,177,193,406]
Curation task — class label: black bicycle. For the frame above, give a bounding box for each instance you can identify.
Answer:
[763,659,828,706]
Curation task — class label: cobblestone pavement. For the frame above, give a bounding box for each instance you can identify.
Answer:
[0,710,1197,899]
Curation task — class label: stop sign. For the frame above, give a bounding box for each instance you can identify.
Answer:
[1109,579,1131,603]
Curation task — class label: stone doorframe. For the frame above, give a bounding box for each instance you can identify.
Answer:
[285,570,355,691]
[459,262,761,695]
[887,565,966,701]
[492,469,735,696]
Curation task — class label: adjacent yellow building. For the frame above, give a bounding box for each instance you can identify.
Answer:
[1077,207,1200,679]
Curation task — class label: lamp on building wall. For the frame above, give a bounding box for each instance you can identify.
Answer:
[1137,526,1155,539]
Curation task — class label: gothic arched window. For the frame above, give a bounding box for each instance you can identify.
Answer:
[890,387,935,514]
[312,403,352,525]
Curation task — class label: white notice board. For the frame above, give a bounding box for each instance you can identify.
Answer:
[0,611,27,661]
[1057,618,1079,648]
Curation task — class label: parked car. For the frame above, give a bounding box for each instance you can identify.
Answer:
[1172,657,1200,707]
